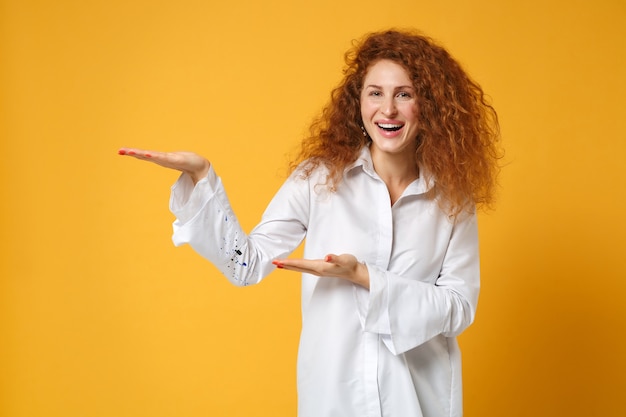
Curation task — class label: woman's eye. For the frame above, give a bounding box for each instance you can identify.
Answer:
[369,91,382,97]
[397,91,412,99]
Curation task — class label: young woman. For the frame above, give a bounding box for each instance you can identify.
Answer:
[119,29,501,417]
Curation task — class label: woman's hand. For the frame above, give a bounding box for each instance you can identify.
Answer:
[118,147,211,184]
[273,254,370,289]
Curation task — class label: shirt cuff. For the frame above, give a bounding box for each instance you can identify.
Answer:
[354,263,396,353]
[169,165,219,224]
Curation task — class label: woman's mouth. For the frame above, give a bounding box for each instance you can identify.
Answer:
[376,122,404,132]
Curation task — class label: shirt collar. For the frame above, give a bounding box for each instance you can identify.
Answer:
[346,146,434,196]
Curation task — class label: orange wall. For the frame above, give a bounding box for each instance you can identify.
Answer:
[1,1,625,416]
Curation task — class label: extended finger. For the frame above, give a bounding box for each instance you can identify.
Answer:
[118,147,157,159]
[273,259,326,274]
[118,148,184,169]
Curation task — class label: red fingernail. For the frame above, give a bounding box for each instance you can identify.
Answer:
[145,154,152,158]
[118,150,126,155]
[128,151,136,156]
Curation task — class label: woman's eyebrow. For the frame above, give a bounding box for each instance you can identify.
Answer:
[364,84,414,90]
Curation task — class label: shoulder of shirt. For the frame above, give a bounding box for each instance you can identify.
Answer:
[289,147,373,183]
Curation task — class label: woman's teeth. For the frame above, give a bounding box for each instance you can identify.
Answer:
[376,123,403,132]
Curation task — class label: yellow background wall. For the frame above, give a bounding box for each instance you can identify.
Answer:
[1,0,625,416]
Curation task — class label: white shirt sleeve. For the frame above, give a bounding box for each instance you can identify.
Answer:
[356,212,480,355]
[169,166,309,286]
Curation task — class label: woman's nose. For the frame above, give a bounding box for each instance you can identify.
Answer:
[381,97,397,116]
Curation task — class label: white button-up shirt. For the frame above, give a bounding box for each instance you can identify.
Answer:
[170,146,480,417]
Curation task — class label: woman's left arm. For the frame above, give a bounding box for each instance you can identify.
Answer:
[275,212,479,356]
[367,212,480,355]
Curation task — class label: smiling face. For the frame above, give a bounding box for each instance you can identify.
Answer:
[360,59,419,159]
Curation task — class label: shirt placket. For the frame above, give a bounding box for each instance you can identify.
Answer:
[363,332,381,417]
[363,177,393,417]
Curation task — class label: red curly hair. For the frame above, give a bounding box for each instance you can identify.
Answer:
[291,29,501,216]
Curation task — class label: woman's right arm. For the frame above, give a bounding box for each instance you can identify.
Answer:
[119,147,309,286]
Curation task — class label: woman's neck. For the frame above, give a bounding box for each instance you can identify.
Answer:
[370,147,419,204]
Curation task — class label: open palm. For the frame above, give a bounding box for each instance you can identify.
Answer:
[118,147,210,184]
